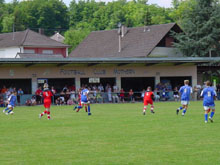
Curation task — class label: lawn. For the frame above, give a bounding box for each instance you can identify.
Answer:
[0,101,220,165]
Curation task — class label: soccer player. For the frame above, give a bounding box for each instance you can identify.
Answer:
[176,80,193,116]
[39,83,53,120]
[74,88,87,112]
[143,86,155,115]
[3,91,17,115]
[200,81,217,123]
[75,86,91,115]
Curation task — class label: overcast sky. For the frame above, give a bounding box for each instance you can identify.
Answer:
[5,0,172,8]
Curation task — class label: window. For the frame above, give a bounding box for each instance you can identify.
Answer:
[24,49,35,54]
[42,50,53,54]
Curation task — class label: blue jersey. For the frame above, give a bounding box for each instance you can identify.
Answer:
[8,94,17,106]
[201,87,216,106]
[81,89,89,102]
[179,85,192,101]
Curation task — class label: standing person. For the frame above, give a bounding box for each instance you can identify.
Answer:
[129,89,135,102]
[119,88,125,103]
[17,88,24,105]
[35,87,42,105]
[143,87,155,115]
[200,81,217,123]
[3,91,17,115]
[176,80,193,116]
[39,83,53,120]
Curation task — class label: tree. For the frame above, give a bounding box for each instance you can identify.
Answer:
[2,14,15,32]
[173,0,220,57]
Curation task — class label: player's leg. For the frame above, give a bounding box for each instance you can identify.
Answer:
[150,104,155,114]
[85,104,88,112]
[76,103,83,112]
[204,106,209,123]
[3,105,10,113]
[7,106,13,114]
[47,108,51,120]
[182,104,188,116]
[143,101,147,115]
[209,107,215,123]
[87,103,91,115]
[176,102,183,115]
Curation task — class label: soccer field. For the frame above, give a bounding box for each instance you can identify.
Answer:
[1,101,220,165]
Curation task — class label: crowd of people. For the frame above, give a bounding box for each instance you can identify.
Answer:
[1,81,220,107]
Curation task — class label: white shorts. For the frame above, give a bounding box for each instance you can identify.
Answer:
[81,101,90,104]
[204,106,215,111]
[7,104,14,109]
[181,101,189,105]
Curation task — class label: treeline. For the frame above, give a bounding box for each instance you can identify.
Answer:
[0,0,220,56]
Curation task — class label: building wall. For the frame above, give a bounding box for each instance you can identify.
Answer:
[149,47,183,57]
[0,47,20,58]
[0,65,197,94]
[24,47,67,57]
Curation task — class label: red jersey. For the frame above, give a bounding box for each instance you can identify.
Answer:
[144,91,154,101]
[43,90,53,108]
[144,91,154,105]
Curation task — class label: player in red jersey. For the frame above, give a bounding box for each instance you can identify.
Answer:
[143,86,155,115]
[39,83,53,120]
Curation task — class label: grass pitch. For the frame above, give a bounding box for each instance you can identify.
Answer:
[0,101,220,165]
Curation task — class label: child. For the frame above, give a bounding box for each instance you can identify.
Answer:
[143,86,155,115]
[3,91,17,115]
[39,83,53,120]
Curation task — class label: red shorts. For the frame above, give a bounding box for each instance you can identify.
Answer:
[144,100,153,106]
[44,101,51,108]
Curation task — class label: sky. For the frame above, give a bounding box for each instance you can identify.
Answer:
[5,0,172,8]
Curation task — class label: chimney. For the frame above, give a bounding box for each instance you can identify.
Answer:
[121,25,127,37]
[118,23,122,52]
[38,28,44,35]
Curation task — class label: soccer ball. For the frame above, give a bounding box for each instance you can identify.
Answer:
[10,111,14,115]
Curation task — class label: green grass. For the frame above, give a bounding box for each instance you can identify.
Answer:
[0,101,220,165]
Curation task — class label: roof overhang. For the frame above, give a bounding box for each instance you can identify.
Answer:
[0,57,219,66]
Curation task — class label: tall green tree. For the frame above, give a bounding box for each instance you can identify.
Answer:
[173,0,220,57]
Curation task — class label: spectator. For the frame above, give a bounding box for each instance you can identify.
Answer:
[31,96,37,106]
[96,89,103,103]
[112,85,119,103]
[107,85,112,102]
[98,84,104,92]
[173,87,179,101]
[51,86,56,104]
[0,96,5,107]
[17,88,24,105]
[154,88,160,102]
[119,88,125,103]
[35,87,42,104]
[141,89,145,99]
[64,89,70,103]
[70,90,76,104]
[129,89,135,102]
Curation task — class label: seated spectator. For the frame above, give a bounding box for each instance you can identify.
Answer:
[26,99,32,106]
[173,87,179,101]
[31,96,37,106]
[67,99,74,105]
[56,96,64,106]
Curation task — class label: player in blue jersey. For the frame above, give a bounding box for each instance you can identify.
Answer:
[200,81,216,123]
[3,91,17,115]
[176,80,193,116]
[75,86,91,115]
